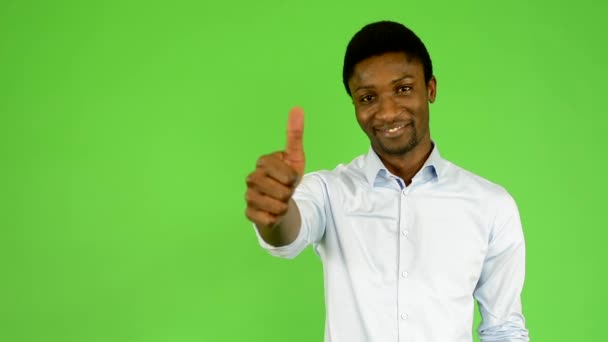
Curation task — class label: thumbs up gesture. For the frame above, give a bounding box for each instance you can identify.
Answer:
[245,107,306,229]
[284,107,306,176]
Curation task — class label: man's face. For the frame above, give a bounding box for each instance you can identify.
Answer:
[348,52,436,157]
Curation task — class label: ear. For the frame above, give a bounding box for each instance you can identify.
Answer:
[427,76,437,103]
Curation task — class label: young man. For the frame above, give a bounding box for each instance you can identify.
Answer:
[245,21,529,342]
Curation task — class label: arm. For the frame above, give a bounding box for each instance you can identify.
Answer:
[245,150,303,247]
[255,199,301,247]
[245,107,306,247]
[251,173,327,259]
[474,192,530,342]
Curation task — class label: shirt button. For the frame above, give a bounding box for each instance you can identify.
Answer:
[401,271,408,278]
[401,230,409,237]
[401,313,408,320]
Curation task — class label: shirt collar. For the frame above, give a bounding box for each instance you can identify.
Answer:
[363,143,445,188]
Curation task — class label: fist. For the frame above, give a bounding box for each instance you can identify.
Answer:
[245,107,305,229]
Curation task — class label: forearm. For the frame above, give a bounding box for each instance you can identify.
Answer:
[256,199,301,247]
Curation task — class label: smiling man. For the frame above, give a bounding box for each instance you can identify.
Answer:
[245,21,529,342]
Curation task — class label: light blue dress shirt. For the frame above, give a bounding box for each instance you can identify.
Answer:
[255,145,529,342]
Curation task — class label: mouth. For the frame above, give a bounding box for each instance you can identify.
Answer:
[375,122,411,138]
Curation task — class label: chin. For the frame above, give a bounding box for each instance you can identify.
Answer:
[376,137,419,156]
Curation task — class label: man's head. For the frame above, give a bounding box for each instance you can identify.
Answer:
[343,21,434,95]
[343,21,436,157]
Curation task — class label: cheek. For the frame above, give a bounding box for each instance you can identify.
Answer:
[414,105,431,129]
[355,109,371,128]
[355,117,367,133]
[408,98,429,118]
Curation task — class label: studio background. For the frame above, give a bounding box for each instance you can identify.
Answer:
[1,0,606,341]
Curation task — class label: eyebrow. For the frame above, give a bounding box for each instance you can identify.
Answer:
[391,75,415,84]
[354,75,415,93]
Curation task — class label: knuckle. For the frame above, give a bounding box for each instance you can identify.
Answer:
[257,154,274,168]
[279,190,291,202]
[269,151,282,159]
[252,169,266,180]
[276,203,289,216]
[244,208,255,221]
[246,209,267,228]
[246,170,261,185]
[247,171,266,188]
[244,191,254,204]
[266,216,278,227]
[256,161,265,169]
[281,171,294,184]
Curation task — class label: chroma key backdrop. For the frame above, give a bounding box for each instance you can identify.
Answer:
[1,0,606,341]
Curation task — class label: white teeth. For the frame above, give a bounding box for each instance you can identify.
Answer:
[385,125,404,133]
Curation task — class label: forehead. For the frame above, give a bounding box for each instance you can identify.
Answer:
[350,52,424,85]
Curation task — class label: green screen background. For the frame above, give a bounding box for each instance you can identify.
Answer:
[1,0,606,341]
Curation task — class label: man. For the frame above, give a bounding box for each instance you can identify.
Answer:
[245,21,529,342]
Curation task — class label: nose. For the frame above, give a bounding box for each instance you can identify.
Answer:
[376,96,400,122]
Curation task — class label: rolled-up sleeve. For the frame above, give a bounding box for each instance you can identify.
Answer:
[253,173,327,259]
[474,192,530,341]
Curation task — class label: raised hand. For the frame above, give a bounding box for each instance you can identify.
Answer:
[245,107,305,229]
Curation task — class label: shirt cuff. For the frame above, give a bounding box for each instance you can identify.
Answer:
[252,213,309,259]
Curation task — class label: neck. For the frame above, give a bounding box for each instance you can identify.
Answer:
[375,138,433,186]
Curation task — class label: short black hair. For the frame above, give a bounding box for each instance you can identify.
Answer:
[342,21,433,96]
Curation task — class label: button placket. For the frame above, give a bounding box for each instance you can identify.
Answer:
[398,187,413,336]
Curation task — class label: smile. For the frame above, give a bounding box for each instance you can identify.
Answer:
[376,122,410,138]
[384,125,405,133]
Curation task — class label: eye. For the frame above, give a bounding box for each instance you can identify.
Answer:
[397,85,412,93]
[359,94,375,103]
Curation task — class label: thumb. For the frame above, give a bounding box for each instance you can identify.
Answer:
[284,106,305,176]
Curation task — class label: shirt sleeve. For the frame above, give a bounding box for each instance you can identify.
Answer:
[253,173,327,259]
[474,191,530,342]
